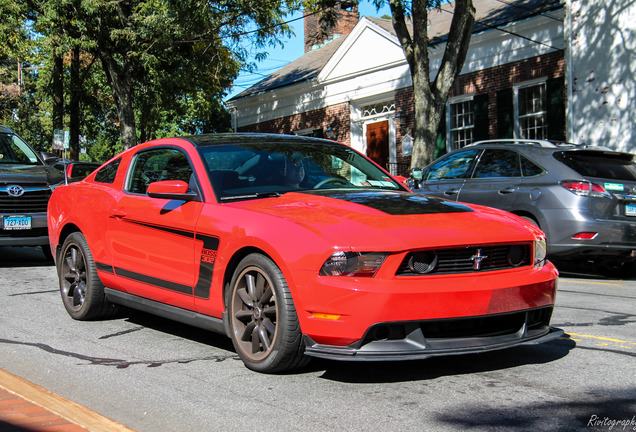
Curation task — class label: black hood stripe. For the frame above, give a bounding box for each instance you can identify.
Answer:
[299,190,473,215]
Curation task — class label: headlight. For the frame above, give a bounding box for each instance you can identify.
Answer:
[534,238,547,267]
[319,251,387,277]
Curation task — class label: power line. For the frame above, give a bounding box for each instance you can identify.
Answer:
[438,4,562,52]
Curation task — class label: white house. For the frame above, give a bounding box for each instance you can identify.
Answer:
[226,0,634,175]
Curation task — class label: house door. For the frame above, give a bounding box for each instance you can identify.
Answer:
[366,120,389,170]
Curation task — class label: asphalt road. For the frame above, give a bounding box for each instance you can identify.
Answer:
[0,246,634,432]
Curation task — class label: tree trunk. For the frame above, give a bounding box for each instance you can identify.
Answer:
[51,51,63,138]
[69,46,80,160]
[391,0,475,169]
[100,54,137,150]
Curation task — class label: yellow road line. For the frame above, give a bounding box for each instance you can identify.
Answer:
[567,332,636,345]
[559,279,624,286]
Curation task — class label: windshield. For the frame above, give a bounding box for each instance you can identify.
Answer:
[198,141,404,201]
[0,133,41,165]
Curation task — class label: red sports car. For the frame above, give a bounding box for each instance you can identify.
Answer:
[48,133,561,373]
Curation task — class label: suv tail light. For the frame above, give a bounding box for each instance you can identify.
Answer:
[560,180,610,197]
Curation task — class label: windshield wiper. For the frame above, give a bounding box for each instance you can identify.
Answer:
[219,191,282,201]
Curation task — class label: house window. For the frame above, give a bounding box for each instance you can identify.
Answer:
[362,101,395,118]
[515,81,547,139]
[448,97,475,149]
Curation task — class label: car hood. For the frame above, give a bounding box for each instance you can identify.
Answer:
[229,190,542,250]
[0,164,64,185]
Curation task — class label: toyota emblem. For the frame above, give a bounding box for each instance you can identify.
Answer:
[7,185,25,197]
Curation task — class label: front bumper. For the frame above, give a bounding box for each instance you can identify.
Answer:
[304,307,563,361]
[0,212,49,246]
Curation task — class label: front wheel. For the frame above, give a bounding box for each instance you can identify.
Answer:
[58,232,116,320]
[227,253,308,373]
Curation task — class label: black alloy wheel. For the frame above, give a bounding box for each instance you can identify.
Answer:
[228,253,308,373]
[58,232,115,320]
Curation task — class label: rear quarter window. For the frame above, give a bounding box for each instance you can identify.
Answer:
[554,151,636,181]
[94,158,121,184]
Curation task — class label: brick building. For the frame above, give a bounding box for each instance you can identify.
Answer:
[226,0,576,175]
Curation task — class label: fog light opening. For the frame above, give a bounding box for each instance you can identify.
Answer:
[372,325,392,341]
[507,245,527,267]
[408,251,438,274]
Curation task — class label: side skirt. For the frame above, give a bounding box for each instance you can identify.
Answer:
[104,288,227,336]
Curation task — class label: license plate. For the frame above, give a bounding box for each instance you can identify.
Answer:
[626,203,636,216]
[2,215,32,230]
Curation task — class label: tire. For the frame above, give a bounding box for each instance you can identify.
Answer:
[597,259,636,280]
[227,253,309,373]
[520,215,539,227]
[58,232,116,320]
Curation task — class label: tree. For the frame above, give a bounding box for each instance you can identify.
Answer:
[377,0,476,168]
[75,0,303,150]
[2,0,306,156]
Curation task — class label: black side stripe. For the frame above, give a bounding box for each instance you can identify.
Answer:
[96,262,114,273]
[97,218,220,298]
[115,267,192,294]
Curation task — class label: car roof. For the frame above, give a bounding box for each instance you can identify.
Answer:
[467,139,614,151]
[182,132,340,148]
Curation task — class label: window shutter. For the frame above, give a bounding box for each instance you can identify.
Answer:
[473,94,489,141]
[434,106,447,159]
[497,88,514,138]
[547,77,566,141]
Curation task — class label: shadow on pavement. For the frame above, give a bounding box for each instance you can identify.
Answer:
[0,246,54,268]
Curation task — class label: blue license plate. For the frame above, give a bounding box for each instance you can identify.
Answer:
[626,203,636,216]
[2,215,32,230]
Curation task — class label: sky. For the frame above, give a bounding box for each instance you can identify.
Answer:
[225,3,392,100]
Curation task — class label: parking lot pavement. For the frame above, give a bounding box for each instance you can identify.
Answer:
[0,368,134,432]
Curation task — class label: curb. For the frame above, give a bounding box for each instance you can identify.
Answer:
[0,368,135,432]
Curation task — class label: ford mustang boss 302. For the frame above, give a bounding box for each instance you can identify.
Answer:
[48,133,562,373]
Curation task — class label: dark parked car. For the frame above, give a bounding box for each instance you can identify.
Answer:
[411,139,636,277]
[53,160,101,183]
[0,126,64,258]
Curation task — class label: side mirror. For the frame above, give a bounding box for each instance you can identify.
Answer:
[41,152,60,165]
[147,180,198,201]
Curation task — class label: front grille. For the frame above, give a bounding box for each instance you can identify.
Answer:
[397,243,531,276]
[0,187,51,213]
[363,307,553,343]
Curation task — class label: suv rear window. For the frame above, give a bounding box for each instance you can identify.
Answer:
[554,151,636,181]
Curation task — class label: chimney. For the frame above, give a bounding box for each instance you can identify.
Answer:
[304,1,360,53]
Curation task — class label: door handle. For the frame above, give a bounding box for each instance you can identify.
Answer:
[498,187,516,194]
[109,209,127,219]
[444,188,460,196]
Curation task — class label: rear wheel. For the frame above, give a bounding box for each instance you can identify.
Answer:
[227,253,308,373]
[58,232,116,320]
[597,258,636,279]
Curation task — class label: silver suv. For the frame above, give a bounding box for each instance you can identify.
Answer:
[0,126,64,258]
[411,139,636,277]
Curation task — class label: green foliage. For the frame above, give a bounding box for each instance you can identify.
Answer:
[1,0,304,156]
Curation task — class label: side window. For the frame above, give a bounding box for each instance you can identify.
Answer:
[94,158,121,184]
[127,148,193,194]
[520,155,545,177]
[473,149,521,178]
[424,149,480,181]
